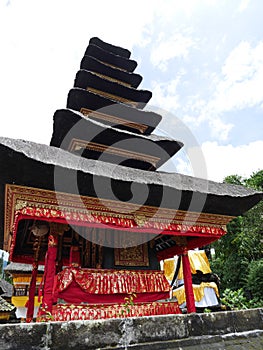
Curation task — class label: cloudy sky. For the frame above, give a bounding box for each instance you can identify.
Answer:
[0,0,262,182]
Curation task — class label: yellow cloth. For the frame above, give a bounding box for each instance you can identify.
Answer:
[173,282,219,305]
[177,250,211,280]
[13,276,42,284]
[163,259,175,281]
[11,296,42,308]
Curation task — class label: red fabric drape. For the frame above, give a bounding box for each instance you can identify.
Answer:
[55,279,170,304]
[25,263,38,322]
[182,252,196,313]
[55,267,171,295]
[41,235,58,312]
[53,267,171,305]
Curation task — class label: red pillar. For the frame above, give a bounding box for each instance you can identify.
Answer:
[26,262,39,322]
[182,250,196,313]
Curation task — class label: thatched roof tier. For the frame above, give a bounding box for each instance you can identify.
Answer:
[50,109,183,170]
[67,88,161,135]
[74,70,151,108]
[84,44,137,72]
[80,56,142,88]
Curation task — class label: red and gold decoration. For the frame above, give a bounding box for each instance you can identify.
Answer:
[49,301,181,322]
[53,267,171,304]
[5,184,229,264]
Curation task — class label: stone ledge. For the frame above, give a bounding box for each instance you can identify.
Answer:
[0,308,262,349]
[105,330,263,350]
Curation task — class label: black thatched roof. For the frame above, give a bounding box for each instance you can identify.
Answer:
[74,70,152,107]
[89,37,131,58]
[1,136,262,199]
[85,44,137,72]
[0,136,262,207]
[67,88,162,135]
[80,56,142,88]
[1,137,261,200]
[50,109,183,170]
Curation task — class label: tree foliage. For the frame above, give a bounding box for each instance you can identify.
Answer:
[210,170,263,305]
[246,259,263,300]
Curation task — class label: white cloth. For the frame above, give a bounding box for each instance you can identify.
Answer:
[15,306,39,319]
[195,287,219,307]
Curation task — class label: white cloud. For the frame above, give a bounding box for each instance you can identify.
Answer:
[201,140,263,182]
[208,118,234,141]
[180,40,263,141]
[238,0,250,12]
[210,41,263,113]
[150,78,181,111]
[0,0,158,144]
[162,140,263,182]
[150,32,195,71]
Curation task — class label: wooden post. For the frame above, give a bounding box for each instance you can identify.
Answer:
[25,235,42,322]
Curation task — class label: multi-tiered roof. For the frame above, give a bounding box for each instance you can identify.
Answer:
[51,37,183,171]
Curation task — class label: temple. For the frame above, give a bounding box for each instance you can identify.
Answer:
[0,37,262,322]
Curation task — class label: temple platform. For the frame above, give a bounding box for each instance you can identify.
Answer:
[1,308,262,349]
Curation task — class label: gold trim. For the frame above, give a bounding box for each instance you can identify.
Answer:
[15,200,28,211]
[80,108,148,134]
[134,214,148,227]
[4,184,234,251]
[96,59,127,72]
[91,72,131,87]
[87,87,139,107]
[68,138,160,167]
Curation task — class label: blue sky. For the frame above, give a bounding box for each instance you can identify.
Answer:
[0,0,262,182]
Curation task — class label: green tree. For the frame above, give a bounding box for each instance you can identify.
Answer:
[223,174,243,186]
[210,170,263,304]
[246,259,263,300]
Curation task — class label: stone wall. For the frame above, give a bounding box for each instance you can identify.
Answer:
[0,308,262,349]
